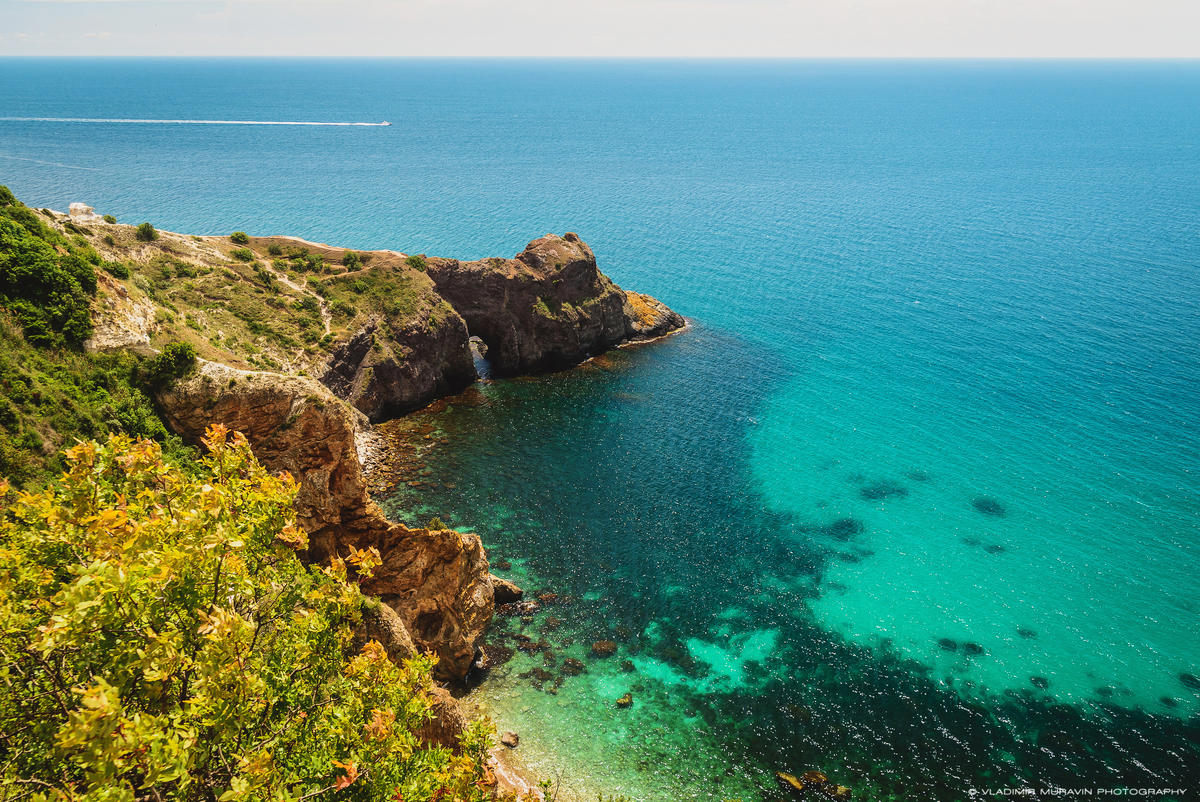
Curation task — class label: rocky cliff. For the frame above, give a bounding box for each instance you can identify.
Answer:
[156,361,493,681]
[73,218,684,682]
[426,233,685,376]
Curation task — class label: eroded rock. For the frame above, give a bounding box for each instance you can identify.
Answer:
[156,361,492,681]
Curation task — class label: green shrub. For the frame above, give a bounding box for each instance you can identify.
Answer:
[230,247,255,262]
[135,221,158,241]
[267,243,283,256]
[103,233,116,246]
[0,430,492,802]
[343,250,362,269]
[330,299,357,317]
[405,254,427,272]
[104,261,131,279]
[102,214,117,224]
[293,295,321,315]
[1,188,96,347]
[230,230,250,244]
[142,341,197,389]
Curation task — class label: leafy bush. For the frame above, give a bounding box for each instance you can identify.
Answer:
[102,214,117,224]
[293,295,321,315]
[0,429,492,802]
[104,261,132,279]
[103,233,116,246]
[267,244,283,256]
[330,300,357,318]
[230,247,255,262]
[0,187,96,347]
[405,254,427,272]
[343,250,362,269]
[230,230,250,244]
[142,341,197,389]
[136,222,158,242]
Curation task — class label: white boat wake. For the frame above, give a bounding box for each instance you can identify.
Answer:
[0,117,391,126]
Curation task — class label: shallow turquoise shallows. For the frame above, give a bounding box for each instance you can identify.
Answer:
[2,59,1197,800]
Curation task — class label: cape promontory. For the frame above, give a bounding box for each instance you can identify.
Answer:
[69,212,685,683]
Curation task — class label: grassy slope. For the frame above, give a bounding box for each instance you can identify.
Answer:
[1,185,442,489]
[92,225,437,374]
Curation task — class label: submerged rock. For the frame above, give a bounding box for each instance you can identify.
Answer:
[963,642,986,656]
[616,692,633,708]
[1180,672,1200,691]
[621,659,636,673]
[973,497,1007,517]
[591,640,619,657]
[475,644,516,671]
[1031,676,1051,690]
[500,731,519,748]
[938,638,958,652]
[562,657,586,676]
[860,480,908,501]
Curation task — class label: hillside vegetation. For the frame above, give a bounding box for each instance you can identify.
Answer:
[0,188,195,488]
[0,427,492,802]
[0,186,495,801]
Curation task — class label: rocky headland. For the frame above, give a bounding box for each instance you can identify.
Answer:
[62,208,685,755]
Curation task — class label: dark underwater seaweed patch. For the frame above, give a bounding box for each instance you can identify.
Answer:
[907,470,933,482]
[973,497,1007,517]
[1017,628,1038,640]
[1180,673,1200,691]
[860,480,909,501]
[825,517,865,541]
[983,544,1007,555]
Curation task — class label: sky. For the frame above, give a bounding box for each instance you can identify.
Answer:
[0,0,1197,58]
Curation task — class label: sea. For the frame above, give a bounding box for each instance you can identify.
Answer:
[2,58,1198,800]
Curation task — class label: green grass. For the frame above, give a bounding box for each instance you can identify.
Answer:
[0,315,195,489]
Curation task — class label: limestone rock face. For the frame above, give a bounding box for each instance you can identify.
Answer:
[85,272,158,353]
[69,202,102,223]
[156,361,492,681]
[425,233,685,375]
[322,308,475,423]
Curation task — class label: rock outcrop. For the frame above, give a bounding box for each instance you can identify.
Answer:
[156,361,493,681]
[424,233,684,376]
[321,303,476,423]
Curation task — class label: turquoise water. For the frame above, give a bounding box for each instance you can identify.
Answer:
[2,59,1198,798]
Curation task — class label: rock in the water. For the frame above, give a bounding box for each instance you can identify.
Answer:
[591,640,618,657]
[616,692,633,708]
[1031,676,1051,690]
[500,731,519,748]
[963,642,985,656]
[937,638,958,652]
[562,657,585,676]
[1180,672,1200,691]
[491,575,524,604]
[621,659,636,673]
[497,601,540,617]
[476,644,516,671]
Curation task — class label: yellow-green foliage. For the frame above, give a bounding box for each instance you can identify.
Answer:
[0,428,492,802]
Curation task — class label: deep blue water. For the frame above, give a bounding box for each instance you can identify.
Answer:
[2,59,1199,799]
